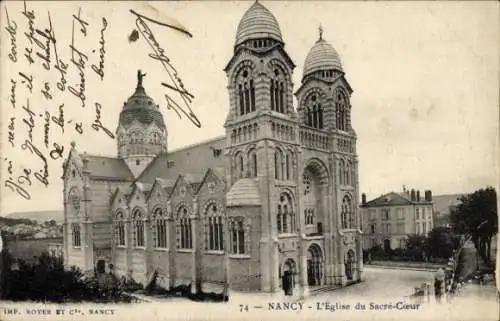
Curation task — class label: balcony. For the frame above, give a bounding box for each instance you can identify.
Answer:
[299,126,329,151]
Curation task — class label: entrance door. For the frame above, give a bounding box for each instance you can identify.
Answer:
[307,244,323,286]
[96,259,106,274]
[345,250,355,281]
[282,259,297,288]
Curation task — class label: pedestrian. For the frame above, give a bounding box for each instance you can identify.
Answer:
[434,268,445,303]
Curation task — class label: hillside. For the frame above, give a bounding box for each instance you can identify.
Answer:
[6,210,64,223]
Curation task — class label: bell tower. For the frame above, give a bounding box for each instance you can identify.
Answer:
[116,70,168,177]
[224,1,300,293]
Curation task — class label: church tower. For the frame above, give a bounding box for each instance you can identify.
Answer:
[116,70,168,177]
[224,1,300,292]
[296,27,363,286]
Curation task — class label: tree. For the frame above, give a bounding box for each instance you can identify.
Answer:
[450,186,497,266]
[426,226,459,259]
[405,235,427,261]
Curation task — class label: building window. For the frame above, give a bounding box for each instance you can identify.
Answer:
[274,149,284,180]
[152,207,168,249]
[416,223,421,235]
[177,206,192,249]
[382,209,390,220]
[69,188,81,212]
[399,239,407,249]
[71,224,81,247]
[229,218,247,254]
[248,149,257,177]
[370,224,376,234]
[270,69,286,114]
[397,222,405,234]
[336,89,348,131]
[205,203,224,251]
[341,195,354,229]
[305,93,323,129]
[277,193,295,234]
[338,159,346,185]
[235,153,244,179]
[132,208,145,248]
[384,223,391,233]
[305,208,315,225]
[369,210,376,220]
[422,222,427,234]
[115,211,126,247]
[397,208,404,220]
[238,69,255,115]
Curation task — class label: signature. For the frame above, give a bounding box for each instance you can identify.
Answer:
[129,9,201,128]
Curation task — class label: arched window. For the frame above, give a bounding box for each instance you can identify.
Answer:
[238,69,255,115]
[270,68,286,114]
[177,206,192,249]
[305,93,323,129]
[336,90,348,131]
[205,203,224,251]
[339,159,345,185]
[132,208,145,248]
[346,161,351,185]
[115,211,126,247]
[284,152,290,180]
[341,196,353,229]
[274,149,282,180]
[229,217,247,254]
[277,192,295,234]
[305,209,315,225]
[248,149,257,178]
[235,152,244,179]
[152,207,168,248]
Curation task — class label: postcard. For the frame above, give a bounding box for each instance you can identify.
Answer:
[0,1,498,320]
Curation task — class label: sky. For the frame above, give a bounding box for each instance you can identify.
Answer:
[0,1,498,215]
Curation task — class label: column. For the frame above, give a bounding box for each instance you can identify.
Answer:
[190,200,198,294]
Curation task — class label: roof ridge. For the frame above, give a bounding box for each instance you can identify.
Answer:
[168,135,226,153]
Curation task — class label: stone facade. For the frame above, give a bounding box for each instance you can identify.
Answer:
[62,2,364,295]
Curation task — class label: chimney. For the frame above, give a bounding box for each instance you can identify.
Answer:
[362,193,367,205]
[410,189,416,201]
[416,190,420,202]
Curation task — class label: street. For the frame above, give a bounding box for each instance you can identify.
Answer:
[309,267,434,302]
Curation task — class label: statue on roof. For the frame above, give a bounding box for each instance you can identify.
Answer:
[319,24,323,41]
[137,70,147,86]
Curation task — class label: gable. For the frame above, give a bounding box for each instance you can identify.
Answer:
[363,192,413,208]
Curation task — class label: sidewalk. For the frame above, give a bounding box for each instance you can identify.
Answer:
[367,260,445,271]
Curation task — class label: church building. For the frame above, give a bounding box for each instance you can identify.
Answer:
[62,1,364,295]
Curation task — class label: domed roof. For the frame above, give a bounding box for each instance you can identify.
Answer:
[226,178,261,207]
[235,2,282,46]
[119,70,166,129]
[303,37,343,79]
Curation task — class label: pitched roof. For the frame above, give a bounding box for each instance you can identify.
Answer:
[362,192,431,208]
[83,155,134,181]
[135,136,227,184]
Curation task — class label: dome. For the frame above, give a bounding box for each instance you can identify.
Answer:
[303,38,343,79]
[119,70,166,129]
[235,2,282,46]
[226,178,261,207]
